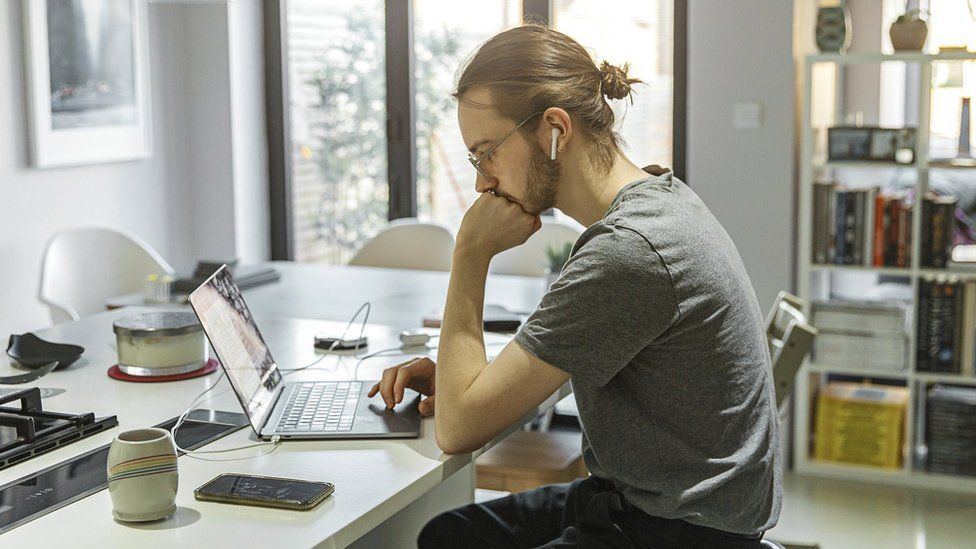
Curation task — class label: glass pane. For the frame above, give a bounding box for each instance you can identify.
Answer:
[413,0,522,231]
[286,0,388,264]
[554,0,674,169]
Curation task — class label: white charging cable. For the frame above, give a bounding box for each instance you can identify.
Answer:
[351,333,439,380]
[280,302,372,376]
[170,302,372,460]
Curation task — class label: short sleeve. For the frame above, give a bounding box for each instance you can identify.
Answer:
[514,224,679,387]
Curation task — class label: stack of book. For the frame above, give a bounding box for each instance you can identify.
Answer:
[916,277,976,375]
[920,193,958,268]
[812,183,915,267]
[926,384,976,477]
[811,300,909,371]
[814,382,908,469]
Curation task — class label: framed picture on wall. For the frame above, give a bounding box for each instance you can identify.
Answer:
[23,0,152,168]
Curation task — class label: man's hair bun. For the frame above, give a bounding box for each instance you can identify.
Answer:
[599,61,639,101]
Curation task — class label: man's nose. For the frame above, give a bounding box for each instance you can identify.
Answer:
[475,173,498,194]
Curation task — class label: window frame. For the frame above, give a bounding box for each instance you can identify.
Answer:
[265,0,687,260]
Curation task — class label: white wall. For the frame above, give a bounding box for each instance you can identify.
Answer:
[686,0,796,311]
[0,2,181,338]
[0,1,269,340]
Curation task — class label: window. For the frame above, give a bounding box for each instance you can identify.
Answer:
[270,0,684,263]
[925,0,976,159]
[413,1,522,230]
[285,0,388,264]
[879,0,976,158]
[554,0,674,168]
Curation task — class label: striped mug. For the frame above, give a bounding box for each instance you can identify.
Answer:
[107,427,179,522]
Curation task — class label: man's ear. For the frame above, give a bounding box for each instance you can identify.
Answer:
[541,107,572,155]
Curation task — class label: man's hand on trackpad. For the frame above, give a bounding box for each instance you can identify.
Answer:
[368,357,437,416]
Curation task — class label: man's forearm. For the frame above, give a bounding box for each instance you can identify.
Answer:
[435,245,492,450]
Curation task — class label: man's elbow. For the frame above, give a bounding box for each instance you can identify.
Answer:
[435,415,482,455]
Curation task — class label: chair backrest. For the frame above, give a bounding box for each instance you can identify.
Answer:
[348,218,454,272]
[489,219,582,277]
[39,227,174,324]
[765,291,818,408]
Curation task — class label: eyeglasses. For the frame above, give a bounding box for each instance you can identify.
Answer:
[467,111,544,179]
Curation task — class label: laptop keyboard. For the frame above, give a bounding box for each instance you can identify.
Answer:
[276,381,362,433]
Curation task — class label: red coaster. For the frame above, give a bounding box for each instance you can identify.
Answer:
[107,359,219,383]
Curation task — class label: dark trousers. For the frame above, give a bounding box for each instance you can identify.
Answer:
[418,477,764,549]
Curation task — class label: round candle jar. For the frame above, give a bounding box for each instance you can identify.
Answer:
[113,312,208,377]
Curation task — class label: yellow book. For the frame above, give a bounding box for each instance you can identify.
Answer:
[814,382,908,469]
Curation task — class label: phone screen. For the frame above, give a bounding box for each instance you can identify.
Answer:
[196,474,333,506]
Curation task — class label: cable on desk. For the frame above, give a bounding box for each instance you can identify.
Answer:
[170,302,371,460]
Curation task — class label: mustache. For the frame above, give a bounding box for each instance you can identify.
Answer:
[486,189,543,216]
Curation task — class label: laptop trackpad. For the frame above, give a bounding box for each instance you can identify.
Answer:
[360,389,422,436]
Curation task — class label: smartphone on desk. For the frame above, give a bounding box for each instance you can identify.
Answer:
[194,473,335,511]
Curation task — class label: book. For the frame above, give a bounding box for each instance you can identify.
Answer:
[835,189,848,264]
[962,279,976,376]
[872,192,885,266]
[813,182,833,264]
[896,201,912,268]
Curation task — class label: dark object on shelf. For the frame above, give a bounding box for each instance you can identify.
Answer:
[6,333,83,370]
[816,4,851,53]
[827,126,915,163]
[0,387,117,471]
[925,385,976,477]
[0,409,248,535]
[889,9,928,51]
[174,262,280,294]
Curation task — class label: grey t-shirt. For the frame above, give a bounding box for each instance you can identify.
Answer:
[514,171,782,535]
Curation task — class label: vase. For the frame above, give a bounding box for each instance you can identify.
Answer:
[959,97,972,158]
[816,5,851,53]
[889,19,928,51]
[107,428,179,522]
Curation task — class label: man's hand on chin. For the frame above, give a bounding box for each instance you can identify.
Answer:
[455,192,542,263]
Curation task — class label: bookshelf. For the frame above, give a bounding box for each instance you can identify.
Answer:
[796,51,976,493]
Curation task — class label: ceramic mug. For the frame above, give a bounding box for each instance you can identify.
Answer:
[107,427,179,522]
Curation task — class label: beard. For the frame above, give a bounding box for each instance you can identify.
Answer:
[521,144,560,215]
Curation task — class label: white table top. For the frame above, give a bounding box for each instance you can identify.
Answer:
[106,261,547,324]
[1,265,556,547]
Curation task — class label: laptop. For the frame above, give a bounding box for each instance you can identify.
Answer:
[188,265,421,440]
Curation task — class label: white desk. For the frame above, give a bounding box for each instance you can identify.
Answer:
[106,261,547,323]
[2,265,557,547]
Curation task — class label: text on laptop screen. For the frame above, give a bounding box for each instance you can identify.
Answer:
[188,267,282,430]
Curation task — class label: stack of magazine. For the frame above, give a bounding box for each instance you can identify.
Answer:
[811,300,910,371]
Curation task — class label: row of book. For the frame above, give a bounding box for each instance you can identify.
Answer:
[917,277,976,374]
[925,384,976,477]
[812,183,958,268]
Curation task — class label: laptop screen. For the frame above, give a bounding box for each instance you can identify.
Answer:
[188,266,282,433]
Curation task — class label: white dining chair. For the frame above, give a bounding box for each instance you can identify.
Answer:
[348,218,455,272]
[489,218,582,277]
[39,227,175,324]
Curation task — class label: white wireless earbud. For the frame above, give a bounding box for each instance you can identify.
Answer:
[550,127,560,160]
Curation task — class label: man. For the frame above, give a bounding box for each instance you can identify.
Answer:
[369,24,781,548]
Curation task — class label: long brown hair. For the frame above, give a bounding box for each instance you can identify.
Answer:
[454,24,641,172]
